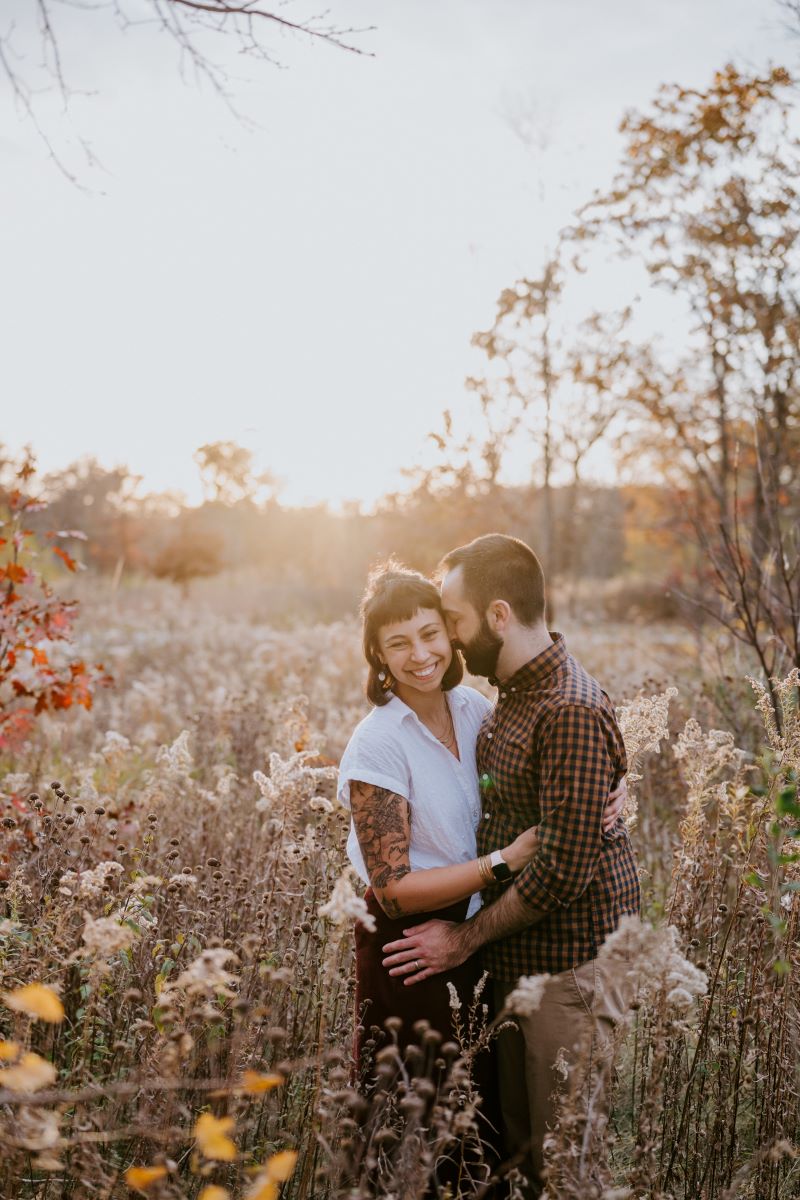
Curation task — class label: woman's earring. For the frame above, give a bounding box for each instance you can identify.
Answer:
[378,670,386,682]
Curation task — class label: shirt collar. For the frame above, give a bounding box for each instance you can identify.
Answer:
[490,632,566,693]
[381,686,467,722]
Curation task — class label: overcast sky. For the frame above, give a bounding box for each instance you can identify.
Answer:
[0,0,792,507]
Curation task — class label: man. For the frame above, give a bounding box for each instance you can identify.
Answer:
[382,533,640,1196]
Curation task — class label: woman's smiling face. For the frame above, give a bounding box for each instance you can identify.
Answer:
[376,607,453,696]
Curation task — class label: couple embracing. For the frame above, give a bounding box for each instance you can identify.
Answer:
[337,534,640,1196]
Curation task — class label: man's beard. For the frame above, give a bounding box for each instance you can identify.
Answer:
[458,618,503,678]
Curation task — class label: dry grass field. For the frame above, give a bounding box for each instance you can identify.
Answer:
[0,574,797,1199]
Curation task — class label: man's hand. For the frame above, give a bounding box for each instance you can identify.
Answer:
[604,776,627,831]
[382,919,468,986]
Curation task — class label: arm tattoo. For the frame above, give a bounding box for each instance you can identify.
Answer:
[350,781,411,918]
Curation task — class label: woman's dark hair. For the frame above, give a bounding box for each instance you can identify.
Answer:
[360,559,463,707]
[439,533,546,627]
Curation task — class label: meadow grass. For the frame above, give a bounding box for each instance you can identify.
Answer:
[0,576,797,1198]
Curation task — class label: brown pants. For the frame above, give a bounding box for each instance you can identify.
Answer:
[493,955,631,1198]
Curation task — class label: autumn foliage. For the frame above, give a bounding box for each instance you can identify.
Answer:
[0,452,110,751]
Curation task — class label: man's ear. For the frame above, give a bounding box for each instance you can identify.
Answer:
[487,599,512,632]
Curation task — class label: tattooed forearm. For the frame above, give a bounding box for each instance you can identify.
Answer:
[351,781,411,917]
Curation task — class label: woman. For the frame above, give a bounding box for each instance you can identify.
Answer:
[338,561,623,1068]
[338,563,530,1067]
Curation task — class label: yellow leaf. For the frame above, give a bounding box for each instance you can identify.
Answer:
[241,1070,285,1095]
[245,1149,298,1199]
[124,1165,168,1191]
[246,1178,277,1200]
[194,1112,237,1162]
[0,1051,57,1093]
[0,1039,20,1062]
[267,1150,298,1182]
[3,983,65,1024]
[198,1188,230,1200]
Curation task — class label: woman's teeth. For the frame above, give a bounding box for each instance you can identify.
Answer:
[410,664,437,679]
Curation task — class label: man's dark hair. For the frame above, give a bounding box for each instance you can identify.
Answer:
[439,533,546,627]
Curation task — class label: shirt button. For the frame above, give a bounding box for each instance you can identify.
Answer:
[483,812,491,821]
[510,687,516,692]
[486,731,493,739]
[500,691,507,699]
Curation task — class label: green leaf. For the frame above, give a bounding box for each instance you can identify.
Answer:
[776,787,800,819]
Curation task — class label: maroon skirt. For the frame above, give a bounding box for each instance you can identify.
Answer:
[354,889,483,1063]
[354,889,501,1168]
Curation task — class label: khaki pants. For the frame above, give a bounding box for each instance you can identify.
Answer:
[493,955,631,1198]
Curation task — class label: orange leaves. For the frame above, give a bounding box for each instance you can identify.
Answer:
[124,1165,169,1191]
[198,1188,230,1200]
[0,562,28,584]
[2,983,64,1023]
[240,1070,285,1095]
[194,1112,237,1161]
[52,545,79,572]
[0,455,107,755]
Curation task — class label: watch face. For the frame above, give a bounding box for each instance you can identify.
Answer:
[491,861,513,882]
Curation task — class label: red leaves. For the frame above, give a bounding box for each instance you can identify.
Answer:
[2,563,28,584]
[0,457,111,750]
[52,545,78,572]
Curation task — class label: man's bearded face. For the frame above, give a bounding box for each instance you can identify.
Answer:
[456,616,503,678]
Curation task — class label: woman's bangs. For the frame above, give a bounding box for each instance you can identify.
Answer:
[371,581,442,632]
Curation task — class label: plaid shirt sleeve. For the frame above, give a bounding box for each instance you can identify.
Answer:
[514,703,616,913]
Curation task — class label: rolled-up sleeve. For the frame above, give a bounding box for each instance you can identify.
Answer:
[515,704,614,912]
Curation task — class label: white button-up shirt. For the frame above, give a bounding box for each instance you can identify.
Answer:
[338,685,493,918]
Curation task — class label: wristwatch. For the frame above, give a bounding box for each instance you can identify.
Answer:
[489,849,513,883]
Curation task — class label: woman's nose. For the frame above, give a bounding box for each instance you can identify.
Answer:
[408,642,427,661]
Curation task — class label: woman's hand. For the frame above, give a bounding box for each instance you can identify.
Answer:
[503,826,539,874]
[604,776,627,831]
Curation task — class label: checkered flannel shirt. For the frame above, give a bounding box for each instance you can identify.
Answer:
[476,632,640,981]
